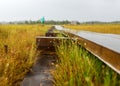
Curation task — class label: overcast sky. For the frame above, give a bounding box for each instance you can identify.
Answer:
[0,0,120,22]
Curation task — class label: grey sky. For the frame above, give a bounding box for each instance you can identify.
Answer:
[0,0,120,22]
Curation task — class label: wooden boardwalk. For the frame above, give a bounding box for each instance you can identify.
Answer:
[55,25,120,74]
[21,26,120,86]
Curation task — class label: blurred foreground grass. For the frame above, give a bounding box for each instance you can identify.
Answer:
[52,40,120,86]
[0,24,50,86]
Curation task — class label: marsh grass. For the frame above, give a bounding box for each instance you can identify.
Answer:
[52,40,120,86]
[64,24,120,34]
[0,24,51,86]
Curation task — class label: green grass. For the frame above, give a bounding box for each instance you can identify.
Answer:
[52,40,120,86]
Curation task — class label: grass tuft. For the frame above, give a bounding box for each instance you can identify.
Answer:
[52,40,120,86]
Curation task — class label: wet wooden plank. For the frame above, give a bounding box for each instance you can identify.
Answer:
[36,36,70,51]
[55,25,120,74]
[21,53,57,86]
[77,37,120,74]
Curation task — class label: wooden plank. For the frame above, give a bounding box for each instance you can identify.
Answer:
[36,36,70,51]
[76,37,120,74]
[55,25,120,74]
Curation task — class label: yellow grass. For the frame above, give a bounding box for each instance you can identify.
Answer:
[0,24,51,86]
[64,24,120,34]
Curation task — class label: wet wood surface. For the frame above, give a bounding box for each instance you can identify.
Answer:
[21,52,57,86]
[55,25,120,74]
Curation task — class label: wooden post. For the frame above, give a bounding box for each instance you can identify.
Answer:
[4,45,8,53]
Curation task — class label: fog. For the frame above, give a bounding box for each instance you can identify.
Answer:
[0,0,120,22]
